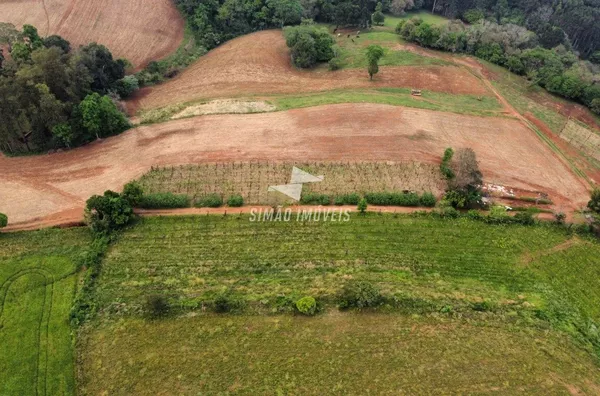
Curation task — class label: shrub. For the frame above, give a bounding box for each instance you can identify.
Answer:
[85,190,134,234]
[334,193,361,205]
[146,295,170,318]
[195,194,223,208]
[554,212,566,224]
[462,9,484,24]
[395,20,406,34]
[338,281,382,309]
[122,181,144,206]
[227,194,244,207]
[213,292,245,313]
[296,296,317,315]
[0,213,7,229]
[514,210,536,225]
[472,300,496,312]
[588,189,600,214]
[441,206,460,218]
[300,193,331,205]
[115,75,139,98]
[138,193,190,209]
[419,192,437,207]
[328,57,342,71]
[357,198,368,214]
[440,147,455,180]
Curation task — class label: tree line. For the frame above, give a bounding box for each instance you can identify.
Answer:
[173,0,599,59]
[0,23,136,154]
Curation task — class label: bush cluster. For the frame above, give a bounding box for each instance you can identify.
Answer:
[283,25,335,68]
[0,213,7,229]
[213,291,246,313]
[334,193,361,206]
[227,194,244,207]
[300,193,331,205]
[138,193,190,209]
[145,295,171,319]
[195,194,224,208]
[338,281,382,309]
[364,192,416,206]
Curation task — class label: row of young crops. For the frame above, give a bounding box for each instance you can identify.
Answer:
[136,162,445,205]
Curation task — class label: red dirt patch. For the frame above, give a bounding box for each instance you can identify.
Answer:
[0,0,184,70]
[0,104,589,229]
[127,30,489,113]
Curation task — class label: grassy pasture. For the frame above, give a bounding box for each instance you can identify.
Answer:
[0,228,92,395]
[136,161,445,205]
[381,11,450,30]
[138,87,503,124]
[78,313,600,395]
[273,88,502,116]
[96,214,597,322]
[82,213,600,393]
[332,30,449,69]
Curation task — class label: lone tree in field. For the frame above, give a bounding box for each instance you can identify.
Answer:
[372,2,385,26]
[0,213,7,229]
[366,45,384,80]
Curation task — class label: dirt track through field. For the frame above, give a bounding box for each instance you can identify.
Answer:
[0,0,184,69]
[128,30,490,113]
[0,104,590,230]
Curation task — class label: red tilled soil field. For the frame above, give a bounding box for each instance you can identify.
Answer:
[128,30,489,113]
[0,0,184,69]
[0,104,589,229]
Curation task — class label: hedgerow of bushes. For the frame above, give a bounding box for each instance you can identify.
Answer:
[301,191,437,207]
[138,193,190,209]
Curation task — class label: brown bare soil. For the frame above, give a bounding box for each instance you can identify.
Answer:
[0,104,590,230]
[0,0,184,69]
[127,30,489,113]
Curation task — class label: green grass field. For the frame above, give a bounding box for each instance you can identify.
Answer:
[77,214,600,393]
[78,313,600,394]
[381,11,450,30]
[332,31,449,69]
[95,215,600,327]
[273,88,502,116]
[0,228,92,395]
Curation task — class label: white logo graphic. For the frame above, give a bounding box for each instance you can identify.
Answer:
[268,167,324,201]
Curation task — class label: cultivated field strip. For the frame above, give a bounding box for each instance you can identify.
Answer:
[137,162,445,204]
[97,215,572,314]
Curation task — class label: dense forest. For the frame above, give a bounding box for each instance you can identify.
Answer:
[0,24,135,154]
[172,0,600,60]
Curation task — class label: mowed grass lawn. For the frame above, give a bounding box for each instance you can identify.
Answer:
[0,228,92,395]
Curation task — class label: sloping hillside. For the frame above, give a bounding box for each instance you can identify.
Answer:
[0,0,184,69]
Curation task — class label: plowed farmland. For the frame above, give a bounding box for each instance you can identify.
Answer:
[0,0,184,69]
[128,30,489,113]
[0,104,589,228]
